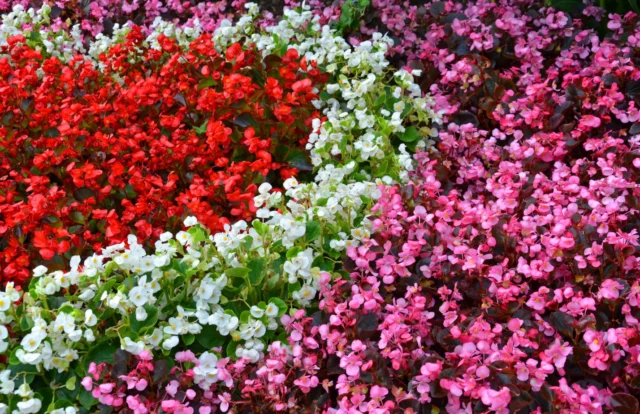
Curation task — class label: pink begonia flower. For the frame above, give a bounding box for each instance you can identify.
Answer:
[166,380,180,397]
[476,365,490,379]
[176,350,196,363]
[81,377,93,391]
[370,385,388,400]
[293,376,319,393]
[480,386,512,413]
[598,279,623,300]
[579,115,601,129]
[161,400,180,413]
[138,350,152,361]
[216,392,231,412]
[584,329,603,352]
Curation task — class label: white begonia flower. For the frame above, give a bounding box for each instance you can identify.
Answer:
[17,398,41,414]
[84,329,95,342]
[146,328,163,347]
[159,231,173,242]
[265,302,278,318]
[21,333,43,353]
[84,309,97,327]
[0,293,9,312]
[0,370,14,394]
[164,317,186,335]
[123,337,145,355]
[4,282,21,302]
[68,329,83,342]
[250,306,264,318]
[129,286,151,308]
[136,306,148,321]
[78,287,96,301]
[293,284,317,306]
[33,265,48,277]
[16,383,33,398]
[162,336,179,350]
[184,216,198,227]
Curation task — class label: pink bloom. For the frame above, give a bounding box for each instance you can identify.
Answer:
[81,377,93,391]
[216,392,231,412]
[480,386,512,413]
[598,279,623,300]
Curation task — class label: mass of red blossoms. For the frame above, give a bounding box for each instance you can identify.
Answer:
[0,28,325,285]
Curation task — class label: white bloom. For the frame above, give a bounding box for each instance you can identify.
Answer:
[250,306,264,318]
[265,302,278,317]
[0,294,9,312]
[33,265,48,277]
[176,231,192,246]
[184,216,198,227]
[17,398,41,414]
[84,309,98,327]
[21,333,43,352]
[16,383,33,398]
[146,328,163,347]
[162,336,179,350]
[123,337,145,355]
[129,286,151,308]
[0,370,14,394]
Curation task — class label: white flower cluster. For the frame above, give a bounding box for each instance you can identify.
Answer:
[0,5,84,61]
[0,381,42,414]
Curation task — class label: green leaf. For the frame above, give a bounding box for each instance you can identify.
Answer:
[398,126,421,143]
[247,258,265,285]
[187,227,206,244]
[286,246,302,260]
[252,220,265,236]
[183,333,195,346]
[226,267,250,279]
[287,281,301,296]
[84,340,118,372]
[198,78,217,90]
[69,211,86,224]
[240,310,251,324]
[45,128,60,138]
[65,376,76,391]
[9,348,21,365]
[73,187,96,202]
[130,304,159,333]
[194,119,208,134]
[305,221,321,243]
[196,324,226,349]
[92,279,117,305]
[285,148,313,172]
[226,341,240,359]
[548,0,582,12]
[78,387,97,410]
[19,315,34,331]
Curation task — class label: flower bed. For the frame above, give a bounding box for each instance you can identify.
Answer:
[1,1,640,413]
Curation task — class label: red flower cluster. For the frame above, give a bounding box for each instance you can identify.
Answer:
[0,29,326,285]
